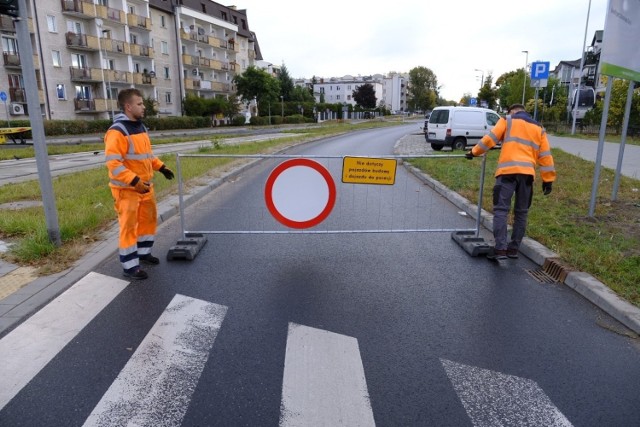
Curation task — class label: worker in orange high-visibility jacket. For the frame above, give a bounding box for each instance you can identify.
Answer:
[465,104,556,261]
[104,88,174,280]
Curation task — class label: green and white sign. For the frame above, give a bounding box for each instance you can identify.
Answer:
[600,0,640,81]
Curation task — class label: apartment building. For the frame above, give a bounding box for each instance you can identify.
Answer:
[0,0,261,121]
[311,73,407,112]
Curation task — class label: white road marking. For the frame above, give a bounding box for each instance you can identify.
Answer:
[441,359,573,427]
[279,323,375,427]
[83,294,227,427]
[0,272,129,410]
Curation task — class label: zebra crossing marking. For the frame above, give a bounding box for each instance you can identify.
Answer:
[82,294,228,427]
[441,359,573,426]
[0,272,129,410]
[279,322,376,427]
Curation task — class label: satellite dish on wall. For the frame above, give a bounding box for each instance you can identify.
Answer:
[183,26,191,34]
[197,27,205,35]
[192,68,199,75]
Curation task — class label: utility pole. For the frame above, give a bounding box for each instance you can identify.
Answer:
[15,0,61,246]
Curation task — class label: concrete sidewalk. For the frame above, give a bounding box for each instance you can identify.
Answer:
[1,130,639,337]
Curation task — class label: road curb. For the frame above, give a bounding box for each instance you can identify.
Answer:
[403,160,640,335]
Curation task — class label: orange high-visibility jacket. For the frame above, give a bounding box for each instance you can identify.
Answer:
[471,112,556,183]
[104,113,164,189]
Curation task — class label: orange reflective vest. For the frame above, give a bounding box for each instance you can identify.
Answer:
[104,113,164,189]
[471,112,556,183]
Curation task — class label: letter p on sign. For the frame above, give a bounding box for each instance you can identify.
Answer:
[531,61,550,79]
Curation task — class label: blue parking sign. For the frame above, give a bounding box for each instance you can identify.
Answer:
[531,62,550,79]
[0,92,6,102]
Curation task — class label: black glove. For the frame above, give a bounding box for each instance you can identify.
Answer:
[159,165,174,180]
[131,177,150,194]
[542,182,553,195]
[464,150,474,160]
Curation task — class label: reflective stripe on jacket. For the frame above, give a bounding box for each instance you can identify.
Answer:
[104,113,164,189]
[471,111,556,183]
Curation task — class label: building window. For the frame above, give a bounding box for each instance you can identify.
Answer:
[161,41,168,54]
[201,3,206,13]
[241,19,247,30]
[165,92,172,104]
[337,86,340,90]
[47,15,57,33]
[164,66,170,79]
[56,84,66,100]
[160,15,166,28]
[52,50,61,67]
[233,16,237,24]
[221,11,227,20]
[337,95,341,100]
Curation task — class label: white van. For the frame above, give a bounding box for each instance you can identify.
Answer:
[425,106,501,151]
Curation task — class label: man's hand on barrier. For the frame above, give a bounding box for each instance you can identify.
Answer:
[159,165,175,180]
[542,182,553,196]
[464,150,474,160]
[133,179,150,194]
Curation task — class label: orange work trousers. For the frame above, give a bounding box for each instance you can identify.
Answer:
[111,187,157,271]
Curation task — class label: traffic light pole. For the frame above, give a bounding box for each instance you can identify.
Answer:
[15,0,61,246]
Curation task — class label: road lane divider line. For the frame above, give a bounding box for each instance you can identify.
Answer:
[82,294,228,427]
[279,322,375,426]
[0,272,129,410]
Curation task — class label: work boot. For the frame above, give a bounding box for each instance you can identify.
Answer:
[123,267,148,280]
[486,247,507,261]
[507,248,519,259]
[139,254,160,265]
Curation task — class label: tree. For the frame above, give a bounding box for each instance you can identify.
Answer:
[233,66,281,111]
[495,69,533,110]
[278,63,295,101]
[352,83,377,109]
[143,96,158,117]
[290,85,315,102]
[477,74,498,110]
[407,66,439,111]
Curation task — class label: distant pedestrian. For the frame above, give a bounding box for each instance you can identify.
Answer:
[465,104,556,260]
[104,88,174,280]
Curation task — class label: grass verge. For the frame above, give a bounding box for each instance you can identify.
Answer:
[407,149,640,307]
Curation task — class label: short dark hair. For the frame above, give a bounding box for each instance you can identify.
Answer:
[507,104,525,114]
[118,88,143,110]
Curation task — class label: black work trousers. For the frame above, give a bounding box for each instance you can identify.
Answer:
[492,174,533,251]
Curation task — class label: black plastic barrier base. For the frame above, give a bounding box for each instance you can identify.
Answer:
[167,233,208,261]
[451,231,490,257]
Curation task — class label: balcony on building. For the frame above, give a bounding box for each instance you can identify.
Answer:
[61,0,98,18]
[102,38,129,55]
[69,66,103,82]
[0,15,34,32]
[104,69,131,84]
[127,14,151,31]
[184,78,201,90]
[96,4,126,25]
[66,32,100,51]
[2,53,40,69]
[133,72,156,86]
[10,87,45,104]
[129,43,154,58]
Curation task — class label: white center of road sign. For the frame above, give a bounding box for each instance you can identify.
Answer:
[265,159,336,229]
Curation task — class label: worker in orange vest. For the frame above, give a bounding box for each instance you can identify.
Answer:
[465,104,556,260]
[104,88,174,279]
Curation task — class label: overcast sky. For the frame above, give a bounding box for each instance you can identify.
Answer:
[234,0,608,101]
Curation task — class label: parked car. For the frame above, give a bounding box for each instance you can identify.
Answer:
[425,106,500,150]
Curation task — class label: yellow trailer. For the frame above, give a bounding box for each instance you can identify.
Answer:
[0,127,31,144]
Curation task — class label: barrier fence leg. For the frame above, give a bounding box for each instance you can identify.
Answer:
[167,153,208,261]
[451,153,490,256]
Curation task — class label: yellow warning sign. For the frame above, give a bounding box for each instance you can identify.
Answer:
[342,156,397,185]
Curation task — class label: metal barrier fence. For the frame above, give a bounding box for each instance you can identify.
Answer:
[170,153,488,240]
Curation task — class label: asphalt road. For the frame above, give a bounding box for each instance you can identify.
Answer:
[1,125,640,426]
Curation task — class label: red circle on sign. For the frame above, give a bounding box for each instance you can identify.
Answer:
[264,158,336,229]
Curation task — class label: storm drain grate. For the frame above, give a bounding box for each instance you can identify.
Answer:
[525,268,557,284]
[525,258,572,284]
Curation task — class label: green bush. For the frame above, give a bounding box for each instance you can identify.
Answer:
[271,116,283,125]
[284,114,305,124]
[231,115,247,126]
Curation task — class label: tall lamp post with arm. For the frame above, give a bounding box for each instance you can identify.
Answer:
[521,50,529,104]
[474,69,484,88]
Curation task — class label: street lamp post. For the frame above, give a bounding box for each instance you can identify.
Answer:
[521,50,529,105]
[280,95,284,118]
[102,30,115,119]
[474,69,484,88]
